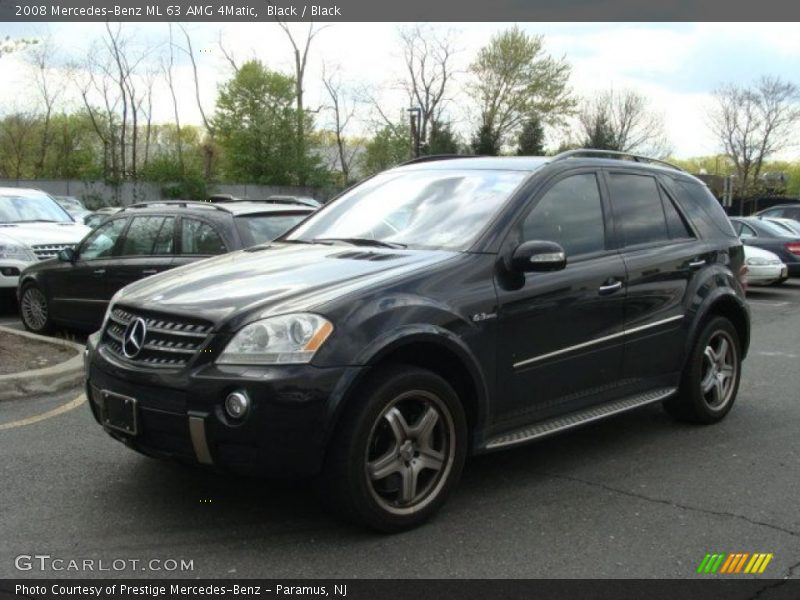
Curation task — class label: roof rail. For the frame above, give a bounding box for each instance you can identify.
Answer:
[122,200,231,213]
[550,149,686,173]
[399,154,480,166]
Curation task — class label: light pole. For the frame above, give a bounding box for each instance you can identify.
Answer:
[407,107,421,158]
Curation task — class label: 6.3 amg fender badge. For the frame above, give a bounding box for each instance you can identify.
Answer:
[122,317,148,358]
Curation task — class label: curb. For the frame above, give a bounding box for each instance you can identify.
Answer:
[0,325,85,401]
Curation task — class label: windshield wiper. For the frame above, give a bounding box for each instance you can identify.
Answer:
[311,237,407,249]
[11,219,60,223]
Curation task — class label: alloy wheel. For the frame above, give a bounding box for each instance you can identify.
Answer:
[700,330,738,410]
[365,390,456,516]
[21,287,49,332]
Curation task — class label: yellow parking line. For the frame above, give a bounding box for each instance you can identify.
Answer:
[0,394,86,431]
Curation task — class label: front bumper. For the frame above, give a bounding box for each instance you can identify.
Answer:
[85,334,364,479]
[1,258,34,289]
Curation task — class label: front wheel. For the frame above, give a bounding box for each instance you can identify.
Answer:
[321,365,467,532]
[664,316,741,424]
[19,283,53,334]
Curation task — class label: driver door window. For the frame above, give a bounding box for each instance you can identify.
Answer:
[520,173,606,257]
[79,218,127,260]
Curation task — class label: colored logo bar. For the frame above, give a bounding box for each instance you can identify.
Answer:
[696,553,773,574]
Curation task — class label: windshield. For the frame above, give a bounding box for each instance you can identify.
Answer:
[0,193,73,223]
[236,212,311,246]
[286,169,529,250]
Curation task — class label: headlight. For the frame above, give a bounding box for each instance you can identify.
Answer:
[746,256,779,266]
[0,243,35,261]
[217,313,333,365]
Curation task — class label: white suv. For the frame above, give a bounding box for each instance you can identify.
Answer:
[0,188,91,289]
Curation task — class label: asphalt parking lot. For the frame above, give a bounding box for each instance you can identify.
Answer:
[1,282,799,580]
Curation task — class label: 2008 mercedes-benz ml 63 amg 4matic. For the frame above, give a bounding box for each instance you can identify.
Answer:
[85,150,750,531]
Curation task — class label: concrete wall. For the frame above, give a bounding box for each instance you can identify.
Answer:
[0,179,341,209]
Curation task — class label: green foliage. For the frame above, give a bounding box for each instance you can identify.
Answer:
[213,60,327,186]
[361,124,411,176]
[424,121,461,156]
[516,115,546,155]
[470,124,501,156]
[469,26,574,150]
[581,112,617,151]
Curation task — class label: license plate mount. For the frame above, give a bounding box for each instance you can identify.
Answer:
[101,390,139,436]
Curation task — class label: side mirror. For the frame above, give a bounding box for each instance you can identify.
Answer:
[511,240,567,272]
[58,247,76,263]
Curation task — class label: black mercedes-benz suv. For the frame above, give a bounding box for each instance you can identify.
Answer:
[85,150,750,532]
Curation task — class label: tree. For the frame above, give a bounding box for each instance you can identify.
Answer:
[470,123,500,156]
[398,25,457,151]
[0,36,37,58]
[708,76,800,204]
[361,123,410,176]
[213,60,327,185]
[516,115,545,155]
[322,66,361,184]
[426,120,460,155]
[578,88,670,156]
[468,27,573,151]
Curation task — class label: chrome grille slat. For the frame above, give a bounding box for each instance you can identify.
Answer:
[32,243,74,260]
[101,306,212,368]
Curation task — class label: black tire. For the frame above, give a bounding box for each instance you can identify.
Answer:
[321,365,468,532]
[19,283,54,335]
[664,316,741,424]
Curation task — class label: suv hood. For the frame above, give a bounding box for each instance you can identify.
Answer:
[0,222,90,246]
[115,243,458,329]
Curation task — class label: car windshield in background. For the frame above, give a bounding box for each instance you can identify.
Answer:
[235,212,311,245]
[0,193,73,223]
[286,169,529,250]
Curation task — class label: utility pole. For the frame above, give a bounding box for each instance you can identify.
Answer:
[407,107,421,158]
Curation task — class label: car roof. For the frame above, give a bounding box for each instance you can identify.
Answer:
[117,200,314,217]
[0,187,53,197]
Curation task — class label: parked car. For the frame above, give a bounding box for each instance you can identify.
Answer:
[758,216,800,236]
[743,245,787,286]
[17,200,314,333]
[754,203,800,222]
[54,195,91,222]
[729,216,800,276]
[84,207,123,229]
[84,151,750,532]
[0,187,90,291]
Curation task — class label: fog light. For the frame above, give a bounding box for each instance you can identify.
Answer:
[1,267,20,276]
[224,391,250,419]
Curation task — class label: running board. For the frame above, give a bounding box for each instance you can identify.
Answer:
[485,387,676,450]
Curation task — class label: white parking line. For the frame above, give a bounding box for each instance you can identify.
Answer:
[757,351,799,359]
[748,301,790,307]
[0,394,86,431]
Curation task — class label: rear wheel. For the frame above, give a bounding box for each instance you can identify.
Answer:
[321,365,467,532]
[19,283,53,335]
[664,316,741,424]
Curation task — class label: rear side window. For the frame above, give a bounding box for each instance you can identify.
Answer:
[121,216,175,256]
[521,173,606,256]
[181,218,227,255]
[673,180,737,239]
[608,173,669,246]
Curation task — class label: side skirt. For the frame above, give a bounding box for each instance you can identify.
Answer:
[483,387,676,451]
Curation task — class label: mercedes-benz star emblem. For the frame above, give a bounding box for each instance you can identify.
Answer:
[122,317,147,358]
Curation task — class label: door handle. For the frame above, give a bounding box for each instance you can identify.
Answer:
[141,269,158,276]
[598,280,623,295]
[687,258,706,269]
[92,268,106,276]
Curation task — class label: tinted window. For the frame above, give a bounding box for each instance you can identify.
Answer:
[235,212,309,246]
[521,173,605,256]
[674,180,737,238]
[608,173,669,246]
[121,216,174,256]
[181,218,227,255]
[662,192,694,239]
[80,218,127,260]
[739,223,757,238]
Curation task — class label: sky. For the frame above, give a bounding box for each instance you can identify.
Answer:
[1,21,799,159]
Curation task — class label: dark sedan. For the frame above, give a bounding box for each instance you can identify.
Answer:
[17,200,314,333]
[730,216,800,276]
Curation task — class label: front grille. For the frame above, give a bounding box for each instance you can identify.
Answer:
[102,306,213,368]
[32,243,74,260]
